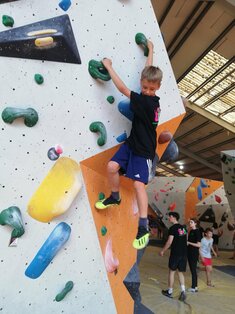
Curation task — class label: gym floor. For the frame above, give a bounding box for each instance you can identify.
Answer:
[139,245,235,314]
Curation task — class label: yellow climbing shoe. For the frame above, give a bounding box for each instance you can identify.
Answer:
[95,195,121,210]
[132,226,149,250]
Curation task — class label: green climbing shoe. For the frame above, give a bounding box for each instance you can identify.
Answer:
[132,226,149,250]
[95,195,121,210]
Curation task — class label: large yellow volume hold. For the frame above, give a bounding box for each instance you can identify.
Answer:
[28,157,82,222]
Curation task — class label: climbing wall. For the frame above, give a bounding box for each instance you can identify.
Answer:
[221,150,235,215]
[196,185,234,249]
[147,177,234,249]
[0,1,185,313]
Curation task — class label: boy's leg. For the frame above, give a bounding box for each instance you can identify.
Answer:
[95,161,121,210]
[132,180,150,250]
[206,265,213,286]
[107,161,120,192]
[162,269,175,298]
[134,180,148,220]
[178,271,186,301]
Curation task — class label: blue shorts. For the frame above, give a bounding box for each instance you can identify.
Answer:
[111,144,153,184]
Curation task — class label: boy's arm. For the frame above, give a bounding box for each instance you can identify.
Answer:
[159,235,173,256]
[102,58,131,98]
[211,245,217,257]
[145,40,154,67]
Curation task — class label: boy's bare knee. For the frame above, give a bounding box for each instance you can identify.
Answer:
[107,161,120,173]
[133,180,145,191]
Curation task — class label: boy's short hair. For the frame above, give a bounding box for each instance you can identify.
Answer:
[169,212,180,221]
[205,227,213,234]
[141,65,163,83]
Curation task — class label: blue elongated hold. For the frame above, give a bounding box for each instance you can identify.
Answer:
[197,185,202,201]
[25,222,71,279]
[200,178,208,188]
[59,0,72,11]
[118,99,133,121]
[116,132,127,143]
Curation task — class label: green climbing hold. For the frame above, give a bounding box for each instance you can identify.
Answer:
[88,59,111,81]
[101,226,107,236]
[55,281,74,302]
[0,206,25,238]
[2,107,39,127]
[107,96,115,104]
[89,121,107,146]
[34,73,44,85]
[2,15,14,27]
[135,33,149,57]
[98,192,105,200]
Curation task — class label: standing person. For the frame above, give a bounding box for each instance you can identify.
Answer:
[229,230,235,260]
[159,212,187,301]
[95,40,163,250]
[200,227,217,287]
[197,220,204,239]
[212,222,223,257]
[187,218,201,292]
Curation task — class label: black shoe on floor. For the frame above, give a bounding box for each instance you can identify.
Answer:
[178,291,186,302]
[162,289,173,298]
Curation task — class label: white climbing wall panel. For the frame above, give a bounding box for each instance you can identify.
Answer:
[0,0,185,313]
[196,185,234,249]
[147,177,195,227]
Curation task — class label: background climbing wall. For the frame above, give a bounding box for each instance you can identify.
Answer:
[221,150,235,216]
[147,177,234,249]
[0,0,185,313]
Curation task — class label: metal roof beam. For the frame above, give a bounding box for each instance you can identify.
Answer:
[193,68,235,102]
[157,164,186,177]
[202,82,235,108]
[185,101,235,133]
[169,2,214,59]
[188,56,235,99]
[175,121,209,141]
[177,19,235,83]
[167,1,203,52]
[196,137,235,154]
[178,145,222,173]
[183,128,224,148]
[159,0,175,27]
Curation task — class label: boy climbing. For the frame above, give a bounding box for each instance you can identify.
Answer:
[95,39,163,250]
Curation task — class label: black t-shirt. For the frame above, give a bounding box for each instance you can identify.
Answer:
[169,223,187,257]
[125,91,160,160]
[188,228,201,257]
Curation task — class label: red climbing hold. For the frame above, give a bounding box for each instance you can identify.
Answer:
[169,202,176,211]
[215,195,222,203]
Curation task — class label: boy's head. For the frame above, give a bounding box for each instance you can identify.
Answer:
[140,66,163,96]
[204,228,213,238]
[168,212,180,223]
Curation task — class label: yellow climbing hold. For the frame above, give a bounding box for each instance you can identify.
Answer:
[35,37,54,47]
[28,157,82,222]
[28,29,57,36]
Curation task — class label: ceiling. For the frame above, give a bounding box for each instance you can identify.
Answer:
[151,0,235,181]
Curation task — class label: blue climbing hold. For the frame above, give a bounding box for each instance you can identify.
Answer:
[200,178,208,188]
[116,132,127,143]
[197,185,202,201]
[59,0,72,11]
[118,99,133,121]
[160,140,179,163]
